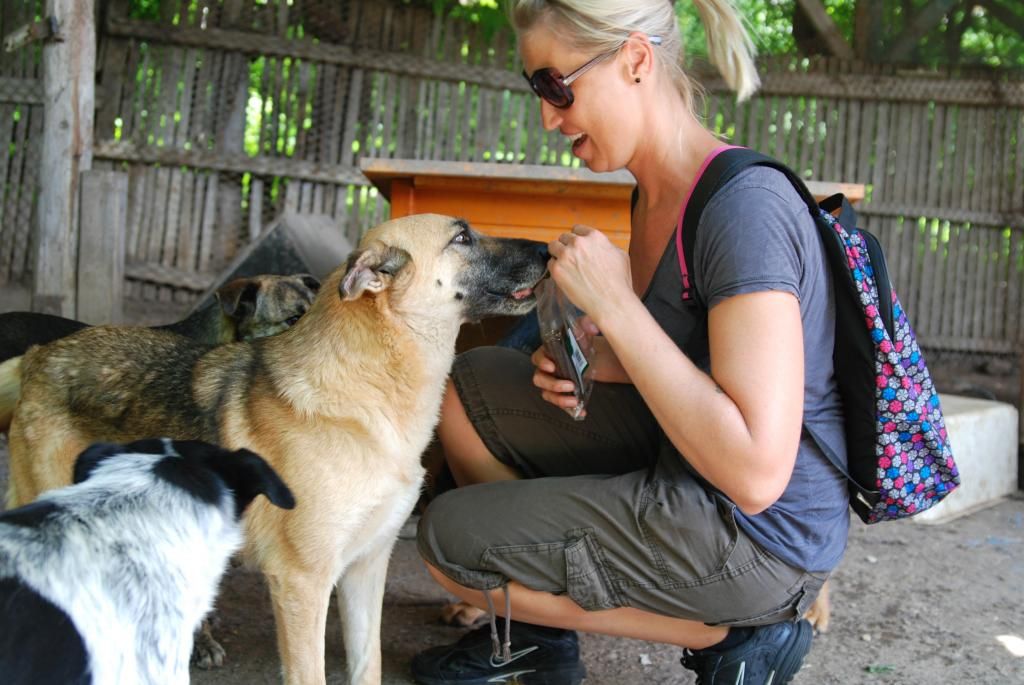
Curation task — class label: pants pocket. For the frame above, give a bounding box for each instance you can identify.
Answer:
[638,478,741,585]
[564,531,620,611]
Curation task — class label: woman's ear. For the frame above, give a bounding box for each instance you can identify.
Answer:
[623,32,656,83]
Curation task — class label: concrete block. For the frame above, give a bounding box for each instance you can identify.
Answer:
[913,394,1019,524]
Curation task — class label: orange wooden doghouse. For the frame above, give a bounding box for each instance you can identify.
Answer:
[360,158,864,249]
[360,158,865,346]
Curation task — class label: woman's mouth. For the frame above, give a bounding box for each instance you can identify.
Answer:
[567,132,587,151]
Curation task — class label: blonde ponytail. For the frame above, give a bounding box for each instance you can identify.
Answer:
[694,0,760,101]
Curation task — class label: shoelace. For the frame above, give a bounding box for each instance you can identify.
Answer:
[483,584,513,665]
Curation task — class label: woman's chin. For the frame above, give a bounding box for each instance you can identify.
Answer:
[579,156,610,173]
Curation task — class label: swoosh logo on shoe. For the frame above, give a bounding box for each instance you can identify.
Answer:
[734,661,744,684]
[488,669,537,683]
[488,645,539,669]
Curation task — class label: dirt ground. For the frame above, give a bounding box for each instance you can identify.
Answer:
[1,345,1022,684]
[2,442,1022,685]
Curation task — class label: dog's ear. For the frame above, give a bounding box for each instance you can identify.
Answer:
[205,446,297,516]
[216,278,261,320]
[73,442,129,484]
[339,242,411,300]
[155,441,295,517]
[297,273,321,293]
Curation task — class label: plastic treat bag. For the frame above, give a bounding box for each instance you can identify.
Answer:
[534,277,594,421]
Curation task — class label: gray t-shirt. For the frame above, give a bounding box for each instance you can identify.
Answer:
[692,166,849,573]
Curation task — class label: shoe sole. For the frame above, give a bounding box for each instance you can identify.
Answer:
[770,619,813,684]
[413,662,587,685]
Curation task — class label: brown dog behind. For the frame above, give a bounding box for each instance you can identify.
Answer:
[3,214,548,685]
[0,273,321,364]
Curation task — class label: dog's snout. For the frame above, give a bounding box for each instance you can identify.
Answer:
[536,243,550,262]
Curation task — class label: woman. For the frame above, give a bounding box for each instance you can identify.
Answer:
[412,1,849,684]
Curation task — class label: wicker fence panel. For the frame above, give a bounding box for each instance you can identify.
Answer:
[699,57,1024,355]
[79,0,1024,355]
[0,0,44,289]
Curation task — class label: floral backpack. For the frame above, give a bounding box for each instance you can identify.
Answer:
[679,148,960,523]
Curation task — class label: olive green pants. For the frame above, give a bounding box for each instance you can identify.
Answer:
[418,347,825,626]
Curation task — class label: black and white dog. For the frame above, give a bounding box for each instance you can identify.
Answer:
[0,438,295,684]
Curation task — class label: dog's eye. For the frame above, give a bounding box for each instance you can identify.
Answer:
[284,315,302,327]
[450,229,472,246]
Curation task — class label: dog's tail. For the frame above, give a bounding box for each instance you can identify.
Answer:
[0,355,21,433]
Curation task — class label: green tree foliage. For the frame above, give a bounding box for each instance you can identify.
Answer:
[432,0,1023,67]
[125,0,1023,67]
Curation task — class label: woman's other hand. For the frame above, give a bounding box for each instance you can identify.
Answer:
[530,344,586,416]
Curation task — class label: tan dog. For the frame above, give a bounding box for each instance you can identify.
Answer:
[3,214,548,685]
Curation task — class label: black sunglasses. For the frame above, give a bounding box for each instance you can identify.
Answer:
[522,36,662,109]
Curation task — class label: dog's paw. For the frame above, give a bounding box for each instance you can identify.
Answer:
[803,580,831,634]
[191,618,226,669]
[439,601,487,628]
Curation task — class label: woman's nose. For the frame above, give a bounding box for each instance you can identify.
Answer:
[539,99,563,131]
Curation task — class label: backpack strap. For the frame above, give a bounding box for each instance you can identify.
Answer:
[676,148,869,492]
[678,148,822,302]
[819,193,894,337]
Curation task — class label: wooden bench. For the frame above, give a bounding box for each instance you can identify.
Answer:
[361,158,866,348]
[360,158,866,251]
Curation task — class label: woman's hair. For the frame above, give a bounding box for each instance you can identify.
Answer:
[507,0,760,112]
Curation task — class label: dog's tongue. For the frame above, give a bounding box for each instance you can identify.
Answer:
[512,287,533,300]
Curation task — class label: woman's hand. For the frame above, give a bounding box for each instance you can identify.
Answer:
[531,344,587,416]
[546,225,633,329]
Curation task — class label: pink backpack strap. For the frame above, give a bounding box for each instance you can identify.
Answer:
[674,145,744,301]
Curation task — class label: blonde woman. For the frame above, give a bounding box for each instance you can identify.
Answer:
[413,1,847,683]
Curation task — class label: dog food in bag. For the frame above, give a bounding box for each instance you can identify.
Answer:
[535,277,594,421]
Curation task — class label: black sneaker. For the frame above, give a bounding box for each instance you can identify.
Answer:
[411,621,587,685]
[680,619,813,685]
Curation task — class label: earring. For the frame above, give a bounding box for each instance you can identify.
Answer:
[635,77,641,83]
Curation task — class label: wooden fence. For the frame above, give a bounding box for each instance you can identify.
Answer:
[3,0,1023,356]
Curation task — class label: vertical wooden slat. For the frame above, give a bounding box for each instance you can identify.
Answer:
[924,103,946,210]
[1008,229,1023,344]
[78,170,127,324]
[890,104,911,204]
[938,106,960,216]
[812,97,831,180]
[854,100,874,188]
[915,216,936,337]
[0,105,18,282]
[954,107,974,213]
[196,174,219,273]
[843,98,861,184]
[986,227,1004,342]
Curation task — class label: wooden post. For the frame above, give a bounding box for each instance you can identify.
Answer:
[1019,343,1024,490]
[33,0,95,316]
[77,170,127,324]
